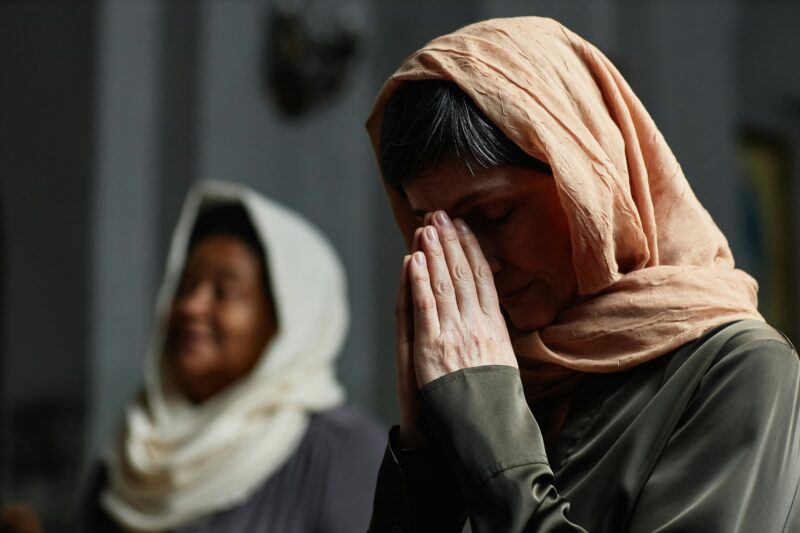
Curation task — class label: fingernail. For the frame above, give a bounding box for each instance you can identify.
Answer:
[424,212,433,225]
[435,210,452,227]
[414,252,426,265]
[453,218,470,234]
[412,227,423,250]
[424,226,437,242]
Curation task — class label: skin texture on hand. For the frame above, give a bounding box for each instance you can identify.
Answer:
[395,210,518,447]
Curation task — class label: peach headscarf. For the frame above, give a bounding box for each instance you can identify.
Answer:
[366,17,763,399]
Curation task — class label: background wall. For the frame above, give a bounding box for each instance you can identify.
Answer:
[2,0,799,530]
[0,2,96,524]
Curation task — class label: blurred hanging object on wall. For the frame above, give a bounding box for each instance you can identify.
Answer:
[264,0,366,118]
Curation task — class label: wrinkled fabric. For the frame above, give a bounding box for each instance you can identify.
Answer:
[102,181,349,531]
[365,16,763,399]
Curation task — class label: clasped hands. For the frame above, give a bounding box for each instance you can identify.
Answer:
[395,210,518,448]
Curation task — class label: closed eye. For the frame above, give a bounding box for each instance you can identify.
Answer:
[466,208,513,231]
[488,209,512,224]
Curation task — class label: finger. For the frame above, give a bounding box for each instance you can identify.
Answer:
[431,211,479,314]
[410,226,423,254]
[395,256,419,411]
[420,225,460,324]
[453,217,500,313]
[409,250,441,339]
[395,255,414,365]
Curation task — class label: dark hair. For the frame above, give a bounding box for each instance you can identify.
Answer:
[189,203,266,262]
[379,80,551,192]
[186,202,277,321]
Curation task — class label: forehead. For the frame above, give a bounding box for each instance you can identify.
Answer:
[404,164,528,216]
[185,234,262,273]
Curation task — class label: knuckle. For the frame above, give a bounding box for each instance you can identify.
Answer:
[474,262,494,282]
[451,263,473,283]
[433,280,454,298]
[414,296,435,313]
[470,336,483,353]
[441,229,460,243]
[461,325,479,345]
[460,232,479,246]
[411,270,429,283]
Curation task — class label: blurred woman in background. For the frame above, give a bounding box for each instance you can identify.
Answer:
[366,16,800,532]
[78,180,384,532]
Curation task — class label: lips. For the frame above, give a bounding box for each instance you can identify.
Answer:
[172,329,214,351]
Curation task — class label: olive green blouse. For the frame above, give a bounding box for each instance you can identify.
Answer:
[369,320,800,532]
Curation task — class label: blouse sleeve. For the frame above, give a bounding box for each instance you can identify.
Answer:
[417,365,588,532]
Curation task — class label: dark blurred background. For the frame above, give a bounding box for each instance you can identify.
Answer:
[1,0,799,530]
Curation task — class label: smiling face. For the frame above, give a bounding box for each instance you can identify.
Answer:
[165,234,277,403]
[404,162,577,332]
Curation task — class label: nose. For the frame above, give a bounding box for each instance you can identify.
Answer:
[175,283,213,319]
[473,234,503,274]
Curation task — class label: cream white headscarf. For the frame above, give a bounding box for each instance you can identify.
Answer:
[102,180,348,531]
[366,17,763,400]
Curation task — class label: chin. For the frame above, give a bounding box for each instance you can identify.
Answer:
[171,349,214,379]
[503,286,561,332]
[170,358,218,403]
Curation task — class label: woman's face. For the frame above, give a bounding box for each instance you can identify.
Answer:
[166,234,276,403]
[404,163,577,332]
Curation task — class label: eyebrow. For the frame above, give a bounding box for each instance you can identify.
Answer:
[216,268,244,281]
[182,264,244,280]
[411,191,488,219]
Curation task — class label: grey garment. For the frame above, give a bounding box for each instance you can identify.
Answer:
[78,405,386,533]
[370,320,800,532]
